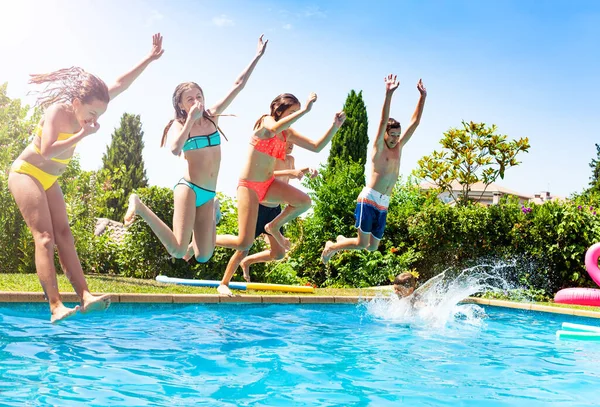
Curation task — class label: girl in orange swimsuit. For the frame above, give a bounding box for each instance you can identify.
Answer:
[8,34,164,323]
[215,92,346,296]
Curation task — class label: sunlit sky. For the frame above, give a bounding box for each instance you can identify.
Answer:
[1,0,598,199]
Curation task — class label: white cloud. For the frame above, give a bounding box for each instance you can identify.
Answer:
[145,10,164,27]
[302,6,326,18]
[212,15,235,27]
[283,23,292,30]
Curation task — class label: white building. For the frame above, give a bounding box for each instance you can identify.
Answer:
[419,181,560,206]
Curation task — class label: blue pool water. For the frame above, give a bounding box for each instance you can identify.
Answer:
[1,302,600,406]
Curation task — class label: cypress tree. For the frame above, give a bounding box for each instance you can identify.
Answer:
[327,90,369,175]
[100,113,148,221]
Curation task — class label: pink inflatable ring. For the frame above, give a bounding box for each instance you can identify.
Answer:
[554,243,600,306]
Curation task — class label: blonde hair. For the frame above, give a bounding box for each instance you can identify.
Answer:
[29,67,109,109]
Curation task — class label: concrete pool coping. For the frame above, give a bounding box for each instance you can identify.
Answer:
[1,291,599,318]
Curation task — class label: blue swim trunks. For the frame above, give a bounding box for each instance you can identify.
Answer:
[354,187,390,240]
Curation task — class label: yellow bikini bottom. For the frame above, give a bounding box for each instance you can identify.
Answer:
[11,160,59,190]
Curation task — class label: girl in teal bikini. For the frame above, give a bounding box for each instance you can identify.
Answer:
[8,34,164,323]
[124,35,268,263]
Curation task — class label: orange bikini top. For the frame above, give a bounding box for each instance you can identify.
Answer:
[251,130,287,161]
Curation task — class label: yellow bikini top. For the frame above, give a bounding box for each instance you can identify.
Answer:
[32,126,77,165]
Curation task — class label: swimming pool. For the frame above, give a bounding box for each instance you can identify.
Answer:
[0,302,599,406]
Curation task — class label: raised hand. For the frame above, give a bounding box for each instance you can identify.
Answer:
[82,121,100,136]
[148,33,165,61]
[385,74,399,93]
[334,111,346,127]
[290,169,305,179]
[188,102,204,122]
[256,34,268,57]
[305,92,318,111]
[417,79,427,96]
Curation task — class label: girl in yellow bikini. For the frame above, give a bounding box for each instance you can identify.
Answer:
[123,35,268,264]
[8,34,164,323]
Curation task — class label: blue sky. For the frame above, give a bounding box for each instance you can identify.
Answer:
[1,0,598,199]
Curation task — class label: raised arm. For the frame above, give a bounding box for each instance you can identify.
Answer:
[108,33,164,101]
[38,105,98,159]
[287,111,346,152]
[208,35,268,116]
[399,79,427,148]
[373,74,399,152]
[256,93,317,138]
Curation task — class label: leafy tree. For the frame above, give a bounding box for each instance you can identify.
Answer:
[588,143,600,193]
[0,83,41,273]
[416,121,530,205]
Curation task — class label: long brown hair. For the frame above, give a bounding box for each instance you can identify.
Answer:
[28,67,109,109]
[254,93,301,130]
[161,82,226,147]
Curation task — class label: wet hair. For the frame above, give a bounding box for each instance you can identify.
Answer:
[387,118,401,133]
[161,82,226,147]
[28,67,109,109]
[394,272,416,288]
[254,93,301,130]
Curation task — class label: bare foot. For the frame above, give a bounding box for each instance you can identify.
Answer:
[240,259,251,282]
[50,303,79,323]
[217,284,233,297]
[264,223,290,251]
[182,243,194,261]
[124,194,140,227]
[321,241,335,264]
[81,293,111,314]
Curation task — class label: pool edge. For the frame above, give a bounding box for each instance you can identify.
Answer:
[462,297,600,319]
[0,291,375,304]
[1,292,599,317]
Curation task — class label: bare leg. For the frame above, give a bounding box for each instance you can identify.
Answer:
[191,198,217,263]
[217,187,260,294]
[240,234,286,282]
[124,186,196,258]
[321,230,371,264]
[261,179,311,250]
[218,250,249,296]
[367,235,381,252]
[8,171,78,323]
[45,183,110,313]
[215,186,259,250]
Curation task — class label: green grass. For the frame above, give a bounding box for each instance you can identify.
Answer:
[0,273,364,296]
[534,302,600,312]
[2,274,599,312]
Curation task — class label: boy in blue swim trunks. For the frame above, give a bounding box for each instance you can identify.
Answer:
[321,74,427,263]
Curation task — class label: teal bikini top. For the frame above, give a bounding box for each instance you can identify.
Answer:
[182,130,221,152]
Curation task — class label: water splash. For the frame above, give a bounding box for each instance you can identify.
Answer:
[365,260,519,329]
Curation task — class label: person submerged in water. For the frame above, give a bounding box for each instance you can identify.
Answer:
[394,272,416,299]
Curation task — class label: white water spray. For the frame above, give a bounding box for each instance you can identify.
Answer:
[365,261,518,328]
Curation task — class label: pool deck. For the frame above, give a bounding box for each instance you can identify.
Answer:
[1,291,599,318]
